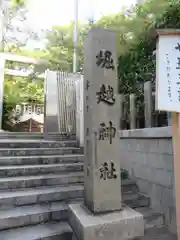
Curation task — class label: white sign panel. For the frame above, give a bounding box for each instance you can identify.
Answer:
[156,34,180,112]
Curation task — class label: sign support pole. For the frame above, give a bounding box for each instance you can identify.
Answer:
[172,112,180,238]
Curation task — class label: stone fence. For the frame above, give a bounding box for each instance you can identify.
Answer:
[119,126,176,233]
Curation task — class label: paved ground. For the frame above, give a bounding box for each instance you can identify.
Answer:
[140,228,177,240]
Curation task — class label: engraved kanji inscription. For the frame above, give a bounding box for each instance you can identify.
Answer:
[96,84,115,105]
[96,50,115,70]
[99,161,117,180]
[98,121,116,144]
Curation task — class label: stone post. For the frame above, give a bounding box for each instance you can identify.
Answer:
[144,81,152,128]
[83,28,121,213]
[130,93,136,129]
[75,74,84,148]
[44,70,59,133]
[69,28,144,240]
[0,57,5,130]
[119,94,124,130]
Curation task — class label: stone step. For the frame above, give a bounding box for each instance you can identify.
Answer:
[0,154,84,165]
[44,134,76,141]
[0,202,68,230]
[0,140,77,148]
[0,172,84,190]
[0,214,173,240]
[0,183,147,210]
[121,179,139,199]
[0,221,72,240]
[0,135,44,139]
[0,132,43,135]
[136,207,165,230]
[0,147,82,157]
[0,132,76,141]
[121,179,150,207]
[121,179,139,195]
[0,134,42,138]
[121,179,138,190]
[141,227,177,240]
[2,220,174,240]
[0,185,84,210]
[123,193,149,208]
[0,181,148,210]
[0,163,84,177]
[0,136,75,142]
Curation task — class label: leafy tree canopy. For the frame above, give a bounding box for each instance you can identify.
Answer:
[44,0,180,97]
[3,0,180,130]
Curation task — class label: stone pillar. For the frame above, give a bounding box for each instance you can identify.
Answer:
[75,74,84,148]
[0,58,5,130]
[44,70,59,133]
[83,28,121,213]
[144,81,152,128]
[69,28,144,240]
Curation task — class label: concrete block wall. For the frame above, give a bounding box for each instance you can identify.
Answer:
[119,127,176,233]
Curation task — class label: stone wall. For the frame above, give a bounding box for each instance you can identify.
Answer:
[119,127,176,233]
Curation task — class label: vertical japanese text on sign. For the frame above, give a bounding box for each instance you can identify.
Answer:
[175,43,180,102]
[165,53,172,101]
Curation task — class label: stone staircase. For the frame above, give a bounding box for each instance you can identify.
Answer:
[0,131,76,141]
[0,136,83,239]
[0,133,176,239]
[122,179,177,239]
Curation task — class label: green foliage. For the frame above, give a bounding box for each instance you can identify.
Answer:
[1,0,44,130]
[3,73,44,130]
[3,0,180,130]
[117,0,180,96]
[45,23,91,72]
[44,0,175,95]
[11,0,26,8]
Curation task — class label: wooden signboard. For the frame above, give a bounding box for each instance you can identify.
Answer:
[156,29,180,239]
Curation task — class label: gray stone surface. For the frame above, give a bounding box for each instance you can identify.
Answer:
[140,227,177,240]
[0,221,72,240]
[0,132,76,141]
[76,74,84,148]
[69,227,178,240]
[44,70,59,133]
[119,128,176,233]
[123,193,149,209]
[84,28,121,213]
[44,133,76,141]
[0,162,83,177]
[0,154,84,165]
[136,207,164,230]
[0,172,84,190]
[0,185,83,209]
[0,202,68,230]
[0,147,82,157]
[69,203,144,240]
[0,140,77,148]
[0,136,84,237]
[119,126,172,139]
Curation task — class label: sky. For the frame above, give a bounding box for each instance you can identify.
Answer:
[27,0,136,30]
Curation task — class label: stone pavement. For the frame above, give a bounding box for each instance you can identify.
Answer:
[140,227,177,240]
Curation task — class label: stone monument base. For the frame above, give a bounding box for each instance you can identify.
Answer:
[69,203,144,240]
